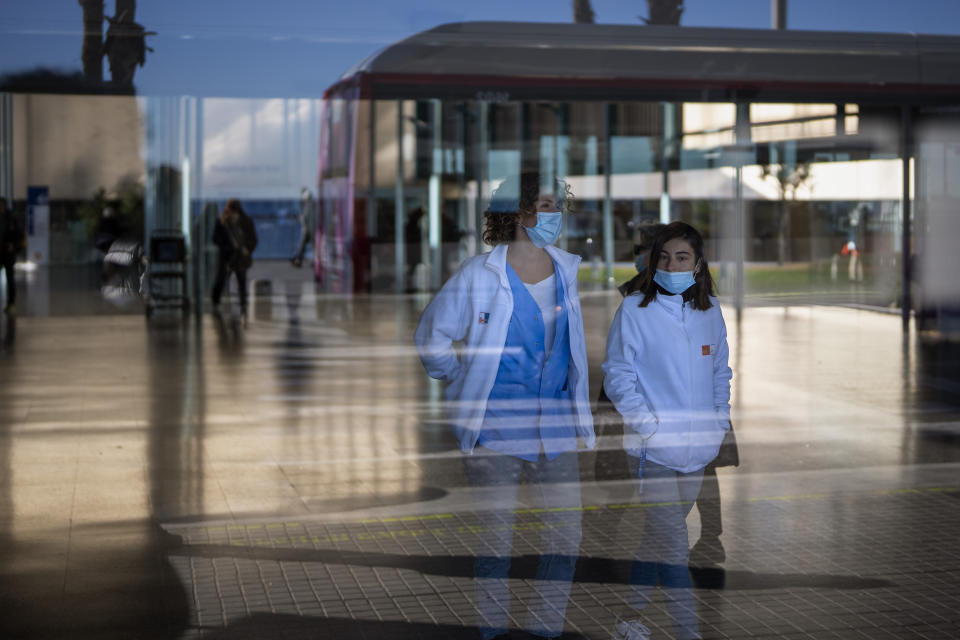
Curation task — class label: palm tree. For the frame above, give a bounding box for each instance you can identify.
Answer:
[574,0,596,23]
[641,0,684,25]
[103,0,156,90]
[760,161,811,265]
[78,0,104,84]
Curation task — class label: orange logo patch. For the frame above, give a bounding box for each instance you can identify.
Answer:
[702,345,711,356]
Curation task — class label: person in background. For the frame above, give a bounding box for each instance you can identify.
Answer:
[404,207,424,291]
[290,187,316,268]
[602,221,732,640]
[94,206,124,285]
[415,171,595,640]
[0,200,25,314]
[594,222,665,484]
[94,206,122,254]
[212,199,258,319]
[619,223,666,297]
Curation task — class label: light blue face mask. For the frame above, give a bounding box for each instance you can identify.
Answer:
[524,211,562,248]
[654,268,696,294]
[634,253,646,274]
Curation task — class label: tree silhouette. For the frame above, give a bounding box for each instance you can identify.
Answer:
[760,161,811,265]
[75,0,154,92]
[103,0,155,91]
[641,0,684,25]
[574,0,596,23]
[78,0,104,84]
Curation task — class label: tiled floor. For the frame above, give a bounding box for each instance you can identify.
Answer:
[1,264,959,639]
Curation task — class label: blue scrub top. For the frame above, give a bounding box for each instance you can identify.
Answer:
[479,261,577,461]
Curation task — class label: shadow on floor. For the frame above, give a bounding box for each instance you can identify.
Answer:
[0,521,189,640]
[199,613,589,640]
[170,542,895,591]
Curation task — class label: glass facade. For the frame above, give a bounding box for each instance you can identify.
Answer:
[4,16,960,640]
[1,91,953,324]
[2,24,958,327]
[318,95,926,320]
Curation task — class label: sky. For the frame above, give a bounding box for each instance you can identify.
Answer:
[3,0,960,96]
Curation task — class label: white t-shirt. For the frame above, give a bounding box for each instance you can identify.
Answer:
[524,273,558,356]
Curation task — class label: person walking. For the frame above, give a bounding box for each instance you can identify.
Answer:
[289,188,316,268]
[0,200,25,314]
[415,171,595,640]
[602,221,732,640]
[211,199,258,319]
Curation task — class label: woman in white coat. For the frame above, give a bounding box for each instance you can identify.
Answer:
[415,171,595,640]
[602,221,732,640]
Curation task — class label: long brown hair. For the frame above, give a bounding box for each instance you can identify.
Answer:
[636,221,715,311]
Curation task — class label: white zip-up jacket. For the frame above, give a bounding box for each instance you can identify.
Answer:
[602,291,732,473]
[414,243,596,454]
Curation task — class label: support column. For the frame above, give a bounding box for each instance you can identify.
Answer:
[193,97,206,318]
[602,103,614,287]
[428,99,442,291]
[660,102,675,224]
[394,100,405,293]
[145,97,183,242]
[734,102,752,323]
[0,93,12,204]
[368,98,377,249]
[900,106,913,333]
[476,101,490,252]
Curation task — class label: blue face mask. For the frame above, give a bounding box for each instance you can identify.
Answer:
[524,211,562,248]
[654,268,696,294]
[634,253,646,274]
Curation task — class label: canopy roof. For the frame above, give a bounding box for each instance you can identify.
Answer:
[328,22,960,103]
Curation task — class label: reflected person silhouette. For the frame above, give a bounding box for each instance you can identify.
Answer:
[275,283,320,465]
[211,305,245,361]
[146,321,207,521]
[1,314,14,350]
[602,222,733,640]
[211,199,258,322]
[415,171,595,640]
[289,188,316,268]
[0,199,25,314]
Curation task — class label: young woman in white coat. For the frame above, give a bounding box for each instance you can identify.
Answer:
[415,171,595,640]
[602,221,732,640]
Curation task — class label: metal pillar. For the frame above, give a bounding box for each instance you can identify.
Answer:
[602,103,614,287]
[0,93,12,205]
[368,99,377,240]
[476,101,490,251]
[772,0,787,29]
[660,102,675,224]
[394,100,406,293]
[734,102,752,322]
[428,99,442,291]
[193,98,205,318]
[900,106,913,333]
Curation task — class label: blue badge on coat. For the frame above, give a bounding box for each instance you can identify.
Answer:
[478,312,490,324]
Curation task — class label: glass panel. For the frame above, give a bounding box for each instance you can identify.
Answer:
[564,102,607,281]
[915,110,960,331]
[317,92,359,293]
[326,97,910,308]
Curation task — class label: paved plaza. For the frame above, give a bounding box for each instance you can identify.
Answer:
[1,265,959,639]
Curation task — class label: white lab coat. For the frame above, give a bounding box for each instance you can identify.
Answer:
[602,290,732,473]
[414,243,596,453]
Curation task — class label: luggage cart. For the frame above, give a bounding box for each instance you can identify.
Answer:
[144,229,189,317]
[101,239,146,307]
